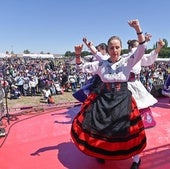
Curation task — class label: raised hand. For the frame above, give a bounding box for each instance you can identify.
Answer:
[83,37,93,48]
[145,33,152,42]
[155,39,165,54]
[157,39,165,47]
[128,19,140,29]
[74,44,83,55]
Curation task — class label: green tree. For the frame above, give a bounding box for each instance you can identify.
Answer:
[121,49,129,55]
[65,51,72,57]
[23,49,30,54]
[81,51,91,57]
[163,38,168,48]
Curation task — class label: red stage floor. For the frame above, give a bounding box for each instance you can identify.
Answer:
[0,98,170,169]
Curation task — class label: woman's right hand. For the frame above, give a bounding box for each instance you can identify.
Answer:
[74,44,83,55]
[128,19,142,33]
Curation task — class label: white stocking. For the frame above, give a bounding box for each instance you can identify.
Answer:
[132,154,140,163]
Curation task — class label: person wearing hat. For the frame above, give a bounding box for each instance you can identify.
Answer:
[10,85,21,99]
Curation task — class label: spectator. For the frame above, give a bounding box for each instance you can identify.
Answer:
[9,85,21,99]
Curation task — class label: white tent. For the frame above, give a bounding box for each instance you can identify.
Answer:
[156,58,170,62]
[23,53,54,59]
[0,53,11,58]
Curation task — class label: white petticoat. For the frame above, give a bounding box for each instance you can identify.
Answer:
[128,80,157,109]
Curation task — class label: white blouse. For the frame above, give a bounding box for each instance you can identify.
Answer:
[80,44,146,83]
[129,48,158,74]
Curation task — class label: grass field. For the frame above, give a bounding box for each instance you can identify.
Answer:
[3,91,77,111]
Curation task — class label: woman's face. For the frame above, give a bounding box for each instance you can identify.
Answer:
[107,39,122,62]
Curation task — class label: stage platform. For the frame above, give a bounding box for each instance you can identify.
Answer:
[0,98,170,169]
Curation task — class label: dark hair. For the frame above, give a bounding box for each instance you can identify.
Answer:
[127,39,138,51]
[97,43,108,52]
[97,43,107,50]
[107,36,122,47]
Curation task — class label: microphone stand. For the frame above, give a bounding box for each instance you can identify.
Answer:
[2,58,11,125]
[4,84,10,125]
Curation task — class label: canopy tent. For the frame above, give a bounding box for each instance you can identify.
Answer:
[23,53,54,59]
[156,58,170,62]
[0,53,11,58]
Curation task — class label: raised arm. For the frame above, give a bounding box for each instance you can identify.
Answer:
[74,42,100,74]
[127,19,146,67]
[155,39,165,54]
[128,19,145,44]
[82,37,98,55]
[75,44,83,65]
[141,39,165,66]
[83,37,109,61]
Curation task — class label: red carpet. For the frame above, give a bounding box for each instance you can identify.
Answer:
[0,98,170,169]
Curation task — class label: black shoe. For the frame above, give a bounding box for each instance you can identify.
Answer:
[96,158,105,164]
[130,159,141,169]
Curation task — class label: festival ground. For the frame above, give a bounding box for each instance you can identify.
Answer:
[0,97,170,169]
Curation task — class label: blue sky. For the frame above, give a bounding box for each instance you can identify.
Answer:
[0,0,170,54]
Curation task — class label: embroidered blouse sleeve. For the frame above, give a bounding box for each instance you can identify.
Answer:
[94,52,104,61]
[127,43,146,68]
[82,61,99,74]
[141,50,158,66]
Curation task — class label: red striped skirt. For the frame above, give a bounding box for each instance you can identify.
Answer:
[71,82,146,160]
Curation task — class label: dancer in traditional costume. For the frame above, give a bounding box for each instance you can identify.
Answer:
[75,34,165,129]
[71,19,146,169]
[126,37,165,128]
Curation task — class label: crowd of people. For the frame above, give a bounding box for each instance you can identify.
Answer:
[0,55,168,102]
[0,57,70,100]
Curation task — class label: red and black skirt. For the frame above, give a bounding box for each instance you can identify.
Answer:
[71,81,146,160]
